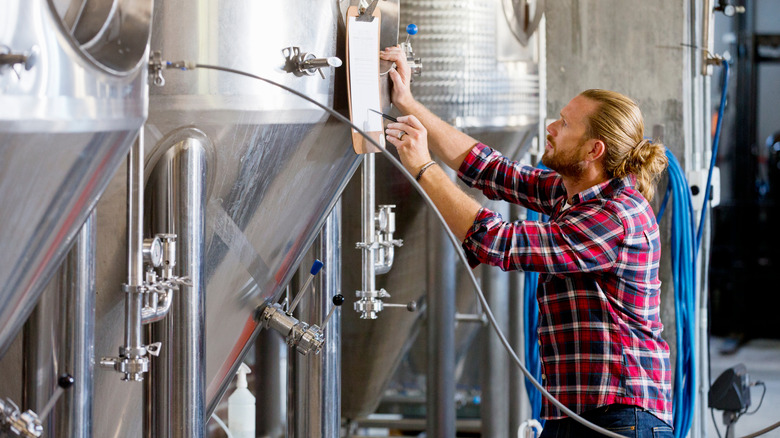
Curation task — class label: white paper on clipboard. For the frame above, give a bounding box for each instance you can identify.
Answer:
[347,15,383,135]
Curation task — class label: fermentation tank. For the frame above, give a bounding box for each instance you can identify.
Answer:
[0,0,151,357]
[340,0,541,421]
[89,0,363,435]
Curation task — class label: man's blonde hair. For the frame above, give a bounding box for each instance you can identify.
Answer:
[579,89,668,201]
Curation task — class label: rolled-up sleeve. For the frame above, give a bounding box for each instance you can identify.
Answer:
[458,144,565,216]
[462,202,625,273]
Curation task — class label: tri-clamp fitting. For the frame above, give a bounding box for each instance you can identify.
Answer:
[101,233,188,381]
[260,304,325,355]
[258,261,345,355]
[283,46,342,79]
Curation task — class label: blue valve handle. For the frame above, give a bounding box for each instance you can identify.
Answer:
[287,260,325,315]
[406,24,418,35]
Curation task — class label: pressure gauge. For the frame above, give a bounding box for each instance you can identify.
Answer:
[143,236,164,267]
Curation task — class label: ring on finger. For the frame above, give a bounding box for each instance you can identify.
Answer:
[398,131,406,140]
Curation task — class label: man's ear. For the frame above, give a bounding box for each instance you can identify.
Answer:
[587,139,606,162]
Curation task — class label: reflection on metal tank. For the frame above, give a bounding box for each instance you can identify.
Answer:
[0,0,150,356]
[341,0,539,420]
[91,0,363,435]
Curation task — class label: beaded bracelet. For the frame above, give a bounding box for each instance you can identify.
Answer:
[415,160,437,181]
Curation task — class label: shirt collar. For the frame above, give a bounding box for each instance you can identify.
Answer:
[569,174,637,205]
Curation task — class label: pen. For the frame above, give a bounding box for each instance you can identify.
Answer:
[370,108,398,123]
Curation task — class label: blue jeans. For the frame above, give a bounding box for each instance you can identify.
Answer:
[539,404,674,438]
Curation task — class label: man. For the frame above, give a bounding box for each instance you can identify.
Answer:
[379,45,673,437]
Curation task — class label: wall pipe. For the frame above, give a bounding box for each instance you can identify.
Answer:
[426,167,456,437]
[481,201,511,437]
[291,201,342,437]
[148,137,207,438]
[55,212,96,437]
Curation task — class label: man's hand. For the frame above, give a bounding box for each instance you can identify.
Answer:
[380,45,414,111]
[385,115,431,176]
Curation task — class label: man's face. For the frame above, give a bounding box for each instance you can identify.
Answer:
[543,95,598,178]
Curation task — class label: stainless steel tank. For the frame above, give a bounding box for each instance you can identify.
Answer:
[340,0,540,420]
[0,0,150,357]
[91,0,363,435]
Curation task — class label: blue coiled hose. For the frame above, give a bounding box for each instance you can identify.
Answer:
[656,60,730,438]
[523,211,544,426]
[658,149,697,438]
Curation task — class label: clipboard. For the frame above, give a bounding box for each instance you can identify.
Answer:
[346,5,383,154]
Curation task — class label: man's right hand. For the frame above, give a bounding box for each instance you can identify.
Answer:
[380,45,414,111]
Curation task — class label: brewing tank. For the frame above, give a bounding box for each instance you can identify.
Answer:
[0,0,151,357]
[340,0,540,419]
[90,0,364,435]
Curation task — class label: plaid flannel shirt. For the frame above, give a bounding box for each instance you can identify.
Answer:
[458,143,673,425]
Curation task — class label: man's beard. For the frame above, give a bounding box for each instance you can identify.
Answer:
[542,136,588,178]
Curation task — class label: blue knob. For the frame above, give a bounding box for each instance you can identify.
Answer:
[406,24,418,36]
[310,259,324,275]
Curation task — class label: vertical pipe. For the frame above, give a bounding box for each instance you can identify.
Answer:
[126,132,145,358]
[362,154,376,294]
[149,137,207,437]
[23,212,97,437]
[508,206,527,434]
[23,270,58,435]
[56,211,96,437]
[171,140,207,437]
[255,330,287,438]
[314,200,342,437]
[291,201,342,437]
[480,200,510,438]
[426,166,456,437]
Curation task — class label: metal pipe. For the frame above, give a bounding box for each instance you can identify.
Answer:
[702,0,714,76]
[148,136,208,437]
[255,330,287,438]
[292,201,342,437]
[22,271,58,435]
[480,202,510,438]
[508,205,527,434]
[55,211,96,437]
[426,166,456,437]
[125,131,145,357]
[362,154,376,293]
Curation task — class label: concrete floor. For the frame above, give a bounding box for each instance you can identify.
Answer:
[706,337,780,438]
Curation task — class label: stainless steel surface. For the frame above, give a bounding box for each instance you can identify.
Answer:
[400,0,539,130]
[254,330,287,438]
[148,135,207,438]
[19,213,96,437]
[55,213,96,438]
[22,279,58,434]
[509,205,529,433]
[291,204,342,437]
[90,0,363,434]
[480,202,511,438]
[49,0,152,74]
[340,0,539,421]
[426,173,457,437]
[126,132,145,367]
[0,0,148,357]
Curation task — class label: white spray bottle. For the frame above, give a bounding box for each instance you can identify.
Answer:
[228,363,255,438]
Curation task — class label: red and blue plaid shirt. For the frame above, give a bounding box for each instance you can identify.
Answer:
[458,143,673,425]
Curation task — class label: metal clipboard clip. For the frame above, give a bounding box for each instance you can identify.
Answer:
[356,0,379,22]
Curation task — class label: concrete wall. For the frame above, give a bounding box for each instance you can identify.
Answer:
[544,0,687,377]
